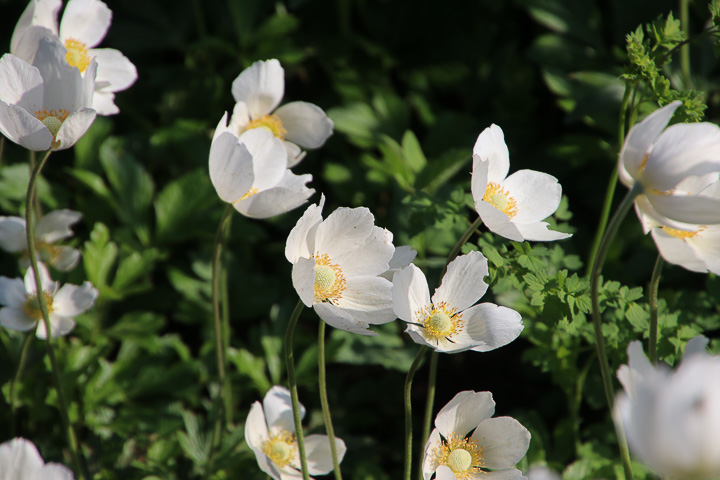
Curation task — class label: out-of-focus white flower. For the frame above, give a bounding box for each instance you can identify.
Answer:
[423,390,531,480]
[0,437,73,480]
[285,196,396,335]
[0,37,96,151]
[471,124,571,242]
[0,262,97,339]
[616,336,720,479]
[11,0,138,115]
[209,118,314,218]
[224,59,333,167]
[393,251,523,353]
[379,245,417,281]
[245,385,346,480]
[619,101,720,227]
[526,465,561,480]
[0,210,82,271]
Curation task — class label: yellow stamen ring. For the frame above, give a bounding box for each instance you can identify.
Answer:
[244,114,287,139]
[262,430,296,468]
[432,432,485,479]
[35,108,70,149]
[483,182,518,219]
[64,38,91,72]
[418,302,462,343]
[312,253,346,304]
[22,291,54,320]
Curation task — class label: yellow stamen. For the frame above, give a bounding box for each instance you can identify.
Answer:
[313,253,346,304]
[432,432,485,479]
[661,226,705,240]
[35,109,70,149]
[64,38,91,72]
[244,114,287,139]
[483,182,518,218]
[418,302,463,344]
[262,430,296,468]
[22,292,54,320]
[233,187,259,204]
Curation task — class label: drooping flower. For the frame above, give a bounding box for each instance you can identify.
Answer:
[0,262,97,339]
[0,437,73,480]
[392,251,523,353]
[245,385,346,480]
[619,101,720,227]
[11,0,138,115]
[0,210,82,271]
[285,196,396,335]
[209,117,314,218]
[471,124,571,242]
[0,36,96,151]
[616,336,720,479]
[226,59,333,167]
[422,390,531,480]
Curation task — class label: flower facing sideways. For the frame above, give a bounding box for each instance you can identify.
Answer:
[0,437,73,480]
[471,124,571,242]
[245,386,346,480]
[227,59,334,167]
[0,36,96,151]
[423,390,531,480]
[392,251,523,353]
[0,262,97,339]
[0,209,82,271]
[285,196,396,335]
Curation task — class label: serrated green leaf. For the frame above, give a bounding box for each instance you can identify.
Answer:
[83,222,118,296]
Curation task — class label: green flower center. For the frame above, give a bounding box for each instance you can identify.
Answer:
[315,265,336,293]
[312,254,346,304]
[447,448,473,473]
[22,292,54,320]
[483,182,518,218]
[41,116,63,136]
[428,312,452,337]
[262,431,296,468]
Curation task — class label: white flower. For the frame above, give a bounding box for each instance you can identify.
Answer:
[379,245,417,281]
[209,118,314,218]
[11,0,138,115]
[0,262,97,339]
[245,385,346,480]
[471,124,571,242]
[226,59,333,167]
[650,221,720,275]
[616,336,720,479]
[0,210,82,271]
[619,101,720,226]
[423,390,531,480]
[392,251,523,353]
[285,196,396,335]
[0,437,73,480]
[526,465,561,480]
[0,37,96,151]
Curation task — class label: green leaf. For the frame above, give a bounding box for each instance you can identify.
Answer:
[154,169,218,243]
[229,348,270,393]
[401,130,427,174]
[83,223,118,297]
[112,248,163,294]
[625,303,649,330]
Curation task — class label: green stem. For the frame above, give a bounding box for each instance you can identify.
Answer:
[285,299,310,480]
[417,350,438,479]
[221,212,233,425]
[590,183,642,480]
[318,321,343,480]
[648,255,665,366]
[10,332,33,436]
[26,150,88,480]
[211,203,234,446]
[680,0,691,87]
[404,346,428,480]
[441,216,484,279]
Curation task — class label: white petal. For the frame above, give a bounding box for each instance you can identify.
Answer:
[651,228,707,273]
[304,434,346,475]
[11,0,62,54]
[433,251,489,312]
[472,417,531,469]
[471,154,490,208]
[264,385,301,432]
[422,430,442,480]
[619,101,680,185]
[434,466,458,480]
[59,0,112,48]
[474,201,524,242]
[473,124,510,184]
[0,101,52,151]
[51,246,81,271]
[90,48,137,92]
[90,90,118,115]
[483,469,527,480]
[227,101,250,137]
[647,191,720,225]
[52,282,97,317]
[435,390,495,438]
[336,275,395,325]
[240,128,287,192]
[234,173,314,219]
[284,196,324,263]
[405,326,434,349]
[0,217,27,252]
[11,26,56,65]
[35,314,75,339]
[0,307,37,332]
[208,131,254,203]
[231,59,284,117]
[502,170,562,223]
[33,38,85,111]
[388,245,417,270]
[458,303,524,352]
[514,222,572,242]
[314,207,375,260]
[54,107,96,150]
[24,263,55,296]
[275,101,333,149]
[392,264,431,323]
[691,226,720,275]
[333,226,394,278]
[0,437,46,478]
[313,303,377,335]
[245,401,269,450]
[0,277,28,307]
[36,210,82,243]
[38,463,74,480]
[0,51,44,111]
[283,140,306,168]
[291,257,316,307]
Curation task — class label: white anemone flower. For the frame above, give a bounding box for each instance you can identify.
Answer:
[379,245,417,281]
[245,385,346,480]
[210,116,314,218]
[0,36,96,151]
[285,196,396,335]
[227,59,334,167]
[0,210,82,271]
[616,336,720,479]
[471,124,571,242]
[0,437,73,480]
[11,0,138,115]
[423,390,531,480]
[619,101,720,226]
[0,262,98,339]
[649,219,720,275]
[392,251,523,353]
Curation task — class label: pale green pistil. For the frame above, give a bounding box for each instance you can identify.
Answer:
[270,441,291,462]
[448,448,473,473]
[428,312,452,336]
[314,265,337,292]
[488,192,509,211]
[41,116,63,136]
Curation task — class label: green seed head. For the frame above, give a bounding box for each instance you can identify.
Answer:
[428,312,452,336]
[41,116,63,136]
[315,265,337,292]
[447,448,473,473]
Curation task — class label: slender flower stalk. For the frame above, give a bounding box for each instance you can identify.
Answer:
[10,332,33,436]
[418,350,438,480]
[318,321,343,480]
[404,346,428,480]
[648,255,664,366]
[285,299,310,480]
[680,0,691,88]
[25,150,87,480]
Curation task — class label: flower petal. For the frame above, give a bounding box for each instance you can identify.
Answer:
[234,172,314,219]
[651,228,707,273]
[474,200,524,242]
[483,469,527,480]
[502,169,562,223]
[336,275,395,325]
[245,401,269,450]
[0,102,52,151]
[291,257,316,307]
[647,191,720,225]
[473,124,509,184]
[52,246,81,271]
[314,207,375,260]
[0,307,36,332]
[434,466,458,480]
[54,107,96,150]
[264,385,301,432]
[12,26,56,64]
[24,263,55,296]
[208,131,254,203]
[392,264,431,323]
[33,37,85,112]
[59,0,112,48]
[231,59,284,118]
[90,47,137,92]
[456,303,524,352]
[40,464,74,479]
[240,128,287,192]
[435,390,495,438]
[283,140,306,168]
[304,434,346,475]
[313,302,378,336]
[692,227,720,275]
[0,438,46,478]
[285,196,324,263]
[52,282,97,317]
[0,277,27,307]
[35,314,75,339]
[90,90,117,115]
[0,50,44,113]
[433,251,489,312]
[0,217,27,253]
[472,417,531,469]
[36,209,82,243]
[275,101,333,149]
[514,222,572,242]
[11,0,62,54]
[334,226,394,278]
